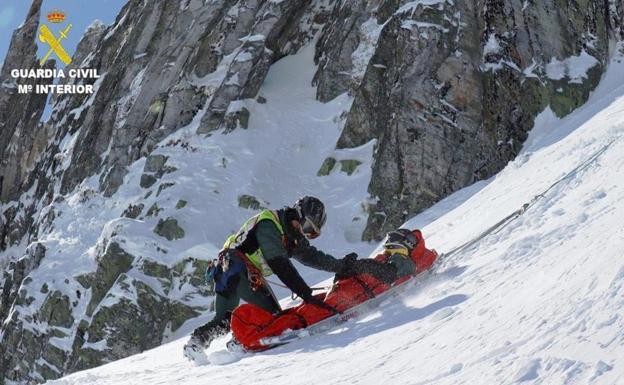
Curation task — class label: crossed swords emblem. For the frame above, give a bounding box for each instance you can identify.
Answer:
[39,23,73,66]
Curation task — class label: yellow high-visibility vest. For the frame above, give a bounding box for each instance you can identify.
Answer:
[222,210,284,276]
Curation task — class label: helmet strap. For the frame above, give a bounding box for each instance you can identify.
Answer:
[294,205,303,221]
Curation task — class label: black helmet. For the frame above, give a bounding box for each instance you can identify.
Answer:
[384,228,418,252]
[293,196,327,239]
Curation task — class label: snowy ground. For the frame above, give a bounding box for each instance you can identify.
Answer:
[42,41,624,385]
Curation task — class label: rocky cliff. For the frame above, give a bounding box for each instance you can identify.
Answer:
[0,0,622,383]
[314,0,623,239]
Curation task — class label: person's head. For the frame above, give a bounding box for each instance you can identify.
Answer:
[383,228,418,257]
[290,196,327,240]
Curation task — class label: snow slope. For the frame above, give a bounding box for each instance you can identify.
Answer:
[45,43,624,384]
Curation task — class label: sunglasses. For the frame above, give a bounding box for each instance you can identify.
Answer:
[301,217,321,239]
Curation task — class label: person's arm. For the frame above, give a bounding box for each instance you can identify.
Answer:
[256,220,313,300]
[290,236,344,272]
[337,253,398,284]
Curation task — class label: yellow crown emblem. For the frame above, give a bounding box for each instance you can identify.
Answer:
[46,10,66,23]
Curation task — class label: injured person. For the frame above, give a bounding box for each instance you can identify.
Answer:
[230,228,438,351]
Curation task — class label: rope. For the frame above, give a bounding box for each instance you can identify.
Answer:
[263,277,329,291]
[440,136,619,261]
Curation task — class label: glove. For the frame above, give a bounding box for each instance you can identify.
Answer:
[335,252,359,280]
[304,295,341,315]
[343,252,358,263]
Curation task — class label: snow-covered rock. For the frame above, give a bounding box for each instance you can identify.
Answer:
[319,0,622,240]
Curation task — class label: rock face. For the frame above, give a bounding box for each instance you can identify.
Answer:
[0,0,52,203]
[314,0,623,239]
[0,0,622,383]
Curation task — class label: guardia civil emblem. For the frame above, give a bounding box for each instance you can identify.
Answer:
[39,10,73,66]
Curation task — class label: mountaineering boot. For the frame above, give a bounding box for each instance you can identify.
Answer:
[226,336,245,353]
[183,332,210,365]
[183,317,231,364]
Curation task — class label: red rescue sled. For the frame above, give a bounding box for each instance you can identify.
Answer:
[231,230,438,351]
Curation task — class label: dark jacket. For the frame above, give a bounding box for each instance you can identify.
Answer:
[236,208,342,300]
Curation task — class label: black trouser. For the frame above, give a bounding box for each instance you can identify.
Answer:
[194,267,280,341]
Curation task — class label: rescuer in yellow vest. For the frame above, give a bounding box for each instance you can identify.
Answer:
[184,196,352,356]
